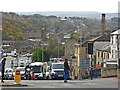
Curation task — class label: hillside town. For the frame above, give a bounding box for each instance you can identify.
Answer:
[0,12,119,88]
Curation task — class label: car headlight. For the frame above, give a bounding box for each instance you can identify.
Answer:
[52,72,56,74]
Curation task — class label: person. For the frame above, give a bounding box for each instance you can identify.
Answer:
[1,58,6,83]
[64,59,70,83]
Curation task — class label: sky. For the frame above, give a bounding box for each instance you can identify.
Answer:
[0,0,119,13]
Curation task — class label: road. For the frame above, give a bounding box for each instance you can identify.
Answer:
[5,56,32,69]
[0,77,118,88]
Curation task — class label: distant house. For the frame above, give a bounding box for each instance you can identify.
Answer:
[64,39,77,59]
[71,41,88,79]
[110,29,120,60]
[96,45,111,68]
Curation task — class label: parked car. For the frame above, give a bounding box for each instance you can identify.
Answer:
[14,62,18,67]
[26,59,31,66]
[20,60,24,67]
[4,68,14,80]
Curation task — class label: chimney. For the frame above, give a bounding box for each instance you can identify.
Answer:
[101,13,106,30]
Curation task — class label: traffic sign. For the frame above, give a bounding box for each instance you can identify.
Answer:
[14,69,21,82]
[95,64,101,68]
[81,58,90,69]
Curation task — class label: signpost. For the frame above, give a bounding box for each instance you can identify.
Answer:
[14,69,21,84]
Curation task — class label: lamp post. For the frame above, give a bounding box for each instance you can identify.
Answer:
[79,32,82,80]
[41,43,47,62]
[58,40,60,58]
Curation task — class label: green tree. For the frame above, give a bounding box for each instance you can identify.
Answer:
[32,47,50,62]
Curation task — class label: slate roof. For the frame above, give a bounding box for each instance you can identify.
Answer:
[88,34,110,42]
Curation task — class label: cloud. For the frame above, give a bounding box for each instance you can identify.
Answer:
[0,0,119,13]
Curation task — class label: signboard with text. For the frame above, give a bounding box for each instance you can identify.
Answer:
[81,58,90,69]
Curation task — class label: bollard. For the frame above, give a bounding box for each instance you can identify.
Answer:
[14,69,21,85]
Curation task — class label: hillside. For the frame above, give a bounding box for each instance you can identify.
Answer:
[2,12,118,40]
[16,11,118,19]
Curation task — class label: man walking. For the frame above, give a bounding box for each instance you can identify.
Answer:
[64,59,70,83]
[1,58,6,83]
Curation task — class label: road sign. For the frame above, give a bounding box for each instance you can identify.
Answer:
[81,58,90,69]
[95,64,101,68]
[14,69,21,82]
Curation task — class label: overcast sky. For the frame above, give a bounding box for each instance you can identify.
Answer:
[0,0,119,13]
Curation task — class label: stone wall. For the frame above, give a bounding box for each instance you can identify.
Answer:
[101,67,117,78]
[118,69,120,78]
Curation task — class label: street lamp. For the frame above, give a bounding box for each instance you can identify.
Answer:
[41,43,47,62]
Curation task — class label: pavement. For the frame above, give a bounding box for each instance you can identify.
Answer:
[0,81,27,87]
[0,77,118,88]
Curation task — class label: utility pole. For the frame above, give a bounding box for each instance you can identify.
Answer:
[0,14,2,60]
[42,44,44,62]
[80,31,82,80]
[58,39,59,58]
[37,40,39,60]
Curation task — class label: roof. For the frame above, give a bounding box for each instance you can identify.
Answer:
[96,45,111,52]
[17,67,25,69]
[111,29,120,35]
[88,34,110,42]
[30,62,44,66]
[90,30,111,35]
[75,41,88,47]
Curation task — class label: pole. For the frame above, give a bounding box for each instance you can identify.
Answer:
[90,43,93,80]
[80,32,82,79]
[117,35,120,69]
[42,44,43,62]
[37,47,38,60]
[58,40,59,58]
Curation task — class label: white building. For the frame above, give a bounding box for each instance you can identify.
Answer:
[110,29,120,65]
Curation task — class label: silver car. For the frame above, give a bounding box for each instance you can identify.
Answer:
[4,68,14,80]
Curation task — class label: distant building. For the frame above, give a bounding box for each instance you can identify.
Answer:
[64,39,77,59]
[96,45,111,68]
[110,29,120,65]
[88,34,110,68]
[71,41,88,79]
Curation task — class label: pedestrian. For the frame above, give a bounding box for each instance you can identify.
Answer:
[1,58,6,83]
[64,59,70,83]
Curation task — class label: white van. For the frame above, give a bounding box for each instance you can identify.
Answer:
[49,63,64,79]
[30,62,47,79]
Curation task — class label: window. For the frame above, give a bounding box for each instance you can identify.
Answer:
[71,50,73,54]
[101,52,103,58]
[98,52,100,57]
[108,53,109,59]
[112,36,113,44]
[104,53,106,59]
[112,50,113,58]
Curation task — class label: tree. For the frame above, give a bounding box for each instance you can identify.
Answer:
[32,47,50,62]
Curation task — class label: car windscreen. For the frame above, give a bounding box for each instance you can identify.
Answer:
[53,64,64,69]
[31,66,42,73]
[8,70,13,72]
[18,68,25,72]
